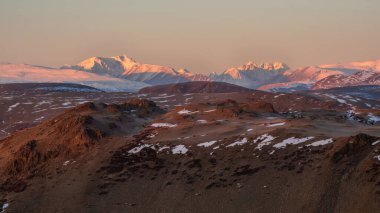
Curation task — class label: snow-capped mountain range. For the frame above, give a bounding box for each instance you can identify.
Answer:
[209,61,289,89]
[319,59,380,73]
[312,71,380,90]
[1,55,380,92]
[62,55,210,85]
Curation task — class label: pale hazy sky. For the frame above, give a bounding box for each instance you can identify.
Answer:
[1,0,380,74]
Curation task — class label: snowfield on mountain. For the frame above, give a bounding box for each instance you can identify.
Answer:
[0,63,149,92]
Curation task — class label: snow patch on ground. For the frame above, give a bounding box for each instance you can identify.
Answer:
[147,133,157,138]
[254,134,277,150]
[151,123,177,128]
[7,103,20,112]
[266,122,286,127]
[306,138,333,147]
[178,109,198,115]
[227,138,248,147]
[1,202,9,212]
[63,160,71,166]
[196,120,208,124]
[158,146,170,152]
[273,136,314,149]
[266,117,277,120]
[197,140,218,147]
[368,114,380,123]
[128,144,152,154]
[34,116,45,122]
[34,100,51,108]
[345,109,358,121]
[372,141,380,146]
[336,98,347,104]
[325,94,348,104]
[172,145,189,154]
[151,95,175,99]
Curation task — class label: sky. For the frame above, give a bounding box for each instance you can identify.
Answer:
[0,0,380,74]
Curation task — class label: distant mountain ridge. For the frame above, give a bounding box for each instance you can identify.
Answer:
[64,55,380,91]
[2,55,380,92]
[209,60,380,91]
[312,71,380,89]
[319,59,380,73]
[139,81,254,94]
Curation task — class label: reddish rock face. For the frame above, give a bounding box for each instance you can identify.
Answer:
[0,99,164,193]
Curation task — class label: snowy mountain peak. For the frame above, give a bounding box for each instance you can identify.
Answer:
[260,62,290,71]
[75,55,138,73]
[244,61,258,67]
[112,54,136,62]
[223,68,242,79]
[64,55,210,85]
[236,61,289,71]
[210,61,291,88]
[235,61,258,71]
[177,68,191,75]
[64,55,177,76]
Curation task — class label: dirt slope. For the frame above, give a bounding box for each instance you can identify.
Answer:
[1,89,380,212]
